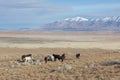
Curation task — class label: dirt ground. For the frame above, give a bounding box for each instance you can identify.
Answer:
[0,31,120,80]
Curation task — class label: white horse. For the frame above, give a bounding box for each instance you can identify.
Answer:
[21,54,32,62]
[23,56,32,62]
[47,55,54,61]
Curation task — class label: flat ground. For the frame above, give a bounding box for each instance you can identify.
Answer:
[0,31,120,80]
[0,31,120,49]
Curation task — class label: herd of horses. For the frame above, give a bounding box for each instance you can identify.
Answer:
[20,53,80,63]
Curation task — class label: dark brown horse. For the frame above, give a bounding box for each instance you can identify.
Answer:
[53,53,65,62]
[44,57,48,63]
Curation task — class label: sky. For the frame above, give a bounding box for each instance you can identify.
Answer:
[0,0,120,30]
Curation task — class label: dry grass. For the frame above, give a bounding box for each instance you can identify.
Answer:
[0,48,120,80]
[0,31,120,80]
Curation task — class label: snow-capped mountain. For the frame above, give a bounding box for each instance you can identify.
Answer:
[41,16,120,31]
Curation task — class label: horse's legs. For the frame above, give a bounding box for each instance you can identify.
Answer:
[61,58,63,62]
[54,58,56,61]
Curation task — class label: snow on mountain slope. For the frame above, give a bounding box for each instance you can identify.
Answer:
[41,16,120,31]
[64,17,89,22]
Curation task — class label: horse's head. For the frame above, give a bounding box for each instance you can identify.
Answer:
[44,57,48,63]
[61,53,65,59]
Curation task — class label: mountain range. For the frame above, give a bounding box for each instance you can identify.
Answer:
[41,16,120,31]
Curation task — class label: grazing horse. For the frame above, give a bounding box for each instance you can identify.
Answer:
[44,55,54,63]
[21,54,32,62]
[53,53,65,62]
[76,53,80,59]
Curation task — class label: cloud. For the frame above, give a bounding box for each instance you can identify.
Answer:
[72,3,120,11]
[0,0,71,27]
[0,0,70,12]
[70,2,120,17]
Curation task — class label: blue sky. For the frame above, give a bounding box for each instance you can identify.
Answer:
[0,0,120,30]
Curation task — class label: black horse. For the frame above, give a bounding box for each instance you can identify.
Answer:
[53,53,65,62]
[76,53,80,59]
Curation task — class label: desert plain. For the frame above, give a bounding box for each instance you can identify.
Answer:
[0,31,120,80]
